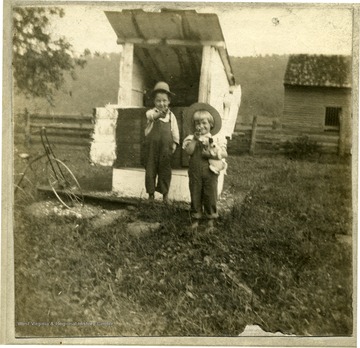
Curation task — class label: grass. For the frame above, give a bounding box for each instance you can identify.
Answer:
[13,143,353,337]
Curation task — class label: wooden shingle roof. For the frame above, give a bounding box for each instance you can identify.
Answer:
[284,54,352,88]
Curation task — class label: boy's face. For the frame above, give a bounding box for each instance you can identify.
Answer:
[154,92,170,112]
[195,114,212,135]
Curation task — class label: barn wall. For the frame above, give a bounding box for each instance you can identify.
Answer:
[282,86,351,130]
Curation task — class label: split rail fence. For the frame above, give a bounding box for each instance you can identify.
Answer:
[16,112,340,155]
[20,111,94,147]
[228,116,340,155]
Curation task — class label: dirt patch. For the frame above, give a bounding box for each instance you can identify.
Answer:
[25,201,101,220]
[218,188,246,214]
[127,222,161,238]
[24,200,165,235]
[91,210,130,228]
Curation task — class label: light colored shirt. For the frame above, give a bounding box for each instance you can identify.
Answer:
[145,108,180,144]
[182,133,227,153]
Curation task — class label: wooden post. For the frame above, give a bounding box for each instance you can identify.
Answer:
[198,45,212,103]
[118,43,134,106]
[249,116,258,155]
[24,108,31,147]
[338,109,345,156]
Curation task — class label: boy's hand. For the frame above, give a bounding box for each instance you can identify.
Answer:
[193,125,201,140]
[157,108,168,119]
[152,108,166,119]
[171,142,177,154]
[201,148,212,159]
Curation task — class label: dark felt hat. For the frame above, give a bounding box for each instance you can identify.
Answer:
[185,102,222,136]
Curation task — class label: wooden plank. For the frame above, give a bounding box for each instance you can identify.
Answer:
[29,136,91,146]
[131,56,146,107]
[339,108,346,156]
[30,128,92,138]
[30,114,93,121]
[114,144,141,168]
[104,11,136,40]
[182,11,224,42]
[115,108,144,168]
[249,116,258,155]
[117,37,226,48]
[198,45,212,103]
[24,109,31,147]
[218,48,235,85]
[132,11,182,40]
[30,123,94,130]
[118,43,134,106]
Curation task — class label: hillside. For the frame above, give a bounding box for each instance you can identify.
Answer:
[231,55,288,124]
[13,54,289,124]
[13,53,120,116]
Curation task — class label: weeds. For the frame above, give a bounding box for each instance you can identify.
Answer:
[283,135,320,160]
[13,151,353,337]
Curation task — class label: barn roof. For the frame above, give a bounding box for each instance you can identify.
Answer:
[104,9,234,85]
[284,54,352,88]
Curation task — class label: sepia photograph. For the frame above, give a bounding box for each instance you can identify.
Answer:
[2,0,358,345]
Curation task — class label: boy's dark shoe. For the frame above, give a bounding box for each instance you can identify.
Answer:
[163,193,169,203]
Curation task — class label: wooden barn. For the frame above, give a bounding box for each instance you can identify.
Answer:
[90,9,241,201]
[282,54,352,155]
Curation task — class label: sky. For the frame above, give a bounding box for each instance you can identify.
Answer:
[50,3,355,58]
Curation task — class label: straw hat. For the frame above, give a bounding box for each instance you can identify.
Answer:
[151,81,175,96]
[185,102,222,136]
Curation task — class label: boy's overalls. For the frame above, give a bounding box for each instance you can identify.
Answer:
[144,118,173,196]
[188,140,218,219]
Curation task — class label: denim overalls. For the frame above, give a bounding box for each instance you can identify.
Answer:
[188,140,218,219]
[144,117,173,195]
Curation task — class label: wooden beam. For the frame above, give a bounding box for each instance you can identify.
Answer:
[218,48,235,85]
[117,37,226,48]
[24,108,31,147]
[118,43,134,106]
[338,109,347,156]
[198,46,213,103]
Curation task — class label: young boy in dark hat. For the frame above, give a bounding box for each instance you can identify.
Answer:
[182,103,227,232]
[144,82,180,202]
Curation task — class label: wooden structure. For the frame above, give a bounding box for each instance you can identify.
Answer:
[90,9,241,201]
[23,111,93,147]
[282,54,352,155]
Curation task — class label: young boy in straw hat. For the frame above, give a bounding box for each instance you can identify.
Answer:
[144,81,180,202]
[182,103,227,232]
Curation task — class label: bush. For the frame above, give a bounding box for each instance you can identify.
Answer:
[283,135,320,160]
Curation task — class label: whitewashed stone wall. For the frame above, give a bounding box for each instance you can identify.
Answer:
[90,105,118,166]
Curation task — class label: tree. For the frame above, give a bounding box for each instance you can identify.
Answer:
[12,7,87,105]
